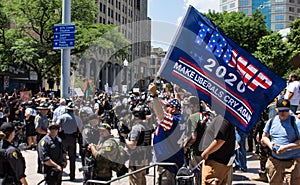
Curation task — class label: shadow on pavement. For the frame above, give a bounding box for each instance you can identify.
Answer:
[233,173,250,181]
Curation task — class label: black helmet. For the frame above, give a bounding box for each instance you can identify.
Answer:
[36,102,50,110]
[132,104,151,120]
[66,102,76,110]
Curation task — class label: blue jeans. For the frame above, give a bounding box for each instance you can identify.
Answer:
[234,128,247,172]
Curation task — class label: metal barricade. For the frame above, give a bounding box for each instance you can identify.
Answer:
[86,162,177,185]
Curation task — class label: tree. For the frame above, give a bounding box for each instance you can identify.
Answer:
[287,18,300,59]
[253,32,292,77]
[0,0,129,87]
[205,10,270,54]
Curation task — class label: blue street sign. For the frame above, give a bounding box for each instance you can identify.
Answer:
[53,24,75,49]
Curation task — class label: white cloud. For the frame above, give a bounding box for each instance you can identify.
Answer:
[183,0,220,13]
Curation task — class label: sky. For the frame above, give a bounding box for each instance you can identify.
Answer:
[148,0,220,50]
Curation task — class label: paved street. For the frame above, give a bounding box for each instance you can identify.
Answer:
[22,148,268,185]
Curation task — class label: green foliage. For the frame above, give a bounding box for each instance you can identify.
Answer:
[0,0,129,86]
[205,10,270,54]
[287,19,300,59]
[254,32,292,77]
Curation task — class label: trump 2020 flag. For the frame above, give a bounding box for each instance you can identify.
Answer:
[158,6,286,133]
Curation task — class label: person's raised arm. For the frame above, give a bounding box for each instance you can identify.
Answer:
[148,83,164,121]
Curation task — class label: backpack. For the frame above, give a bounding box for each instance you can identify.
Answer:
[268,115,299,137]
[190,112,210,155]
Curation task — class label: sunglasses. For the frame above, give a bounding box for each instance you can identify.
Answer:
[278,110,289,113]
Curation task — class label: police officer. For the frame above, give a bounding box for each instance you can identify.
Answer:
[81,113,100,166]
[87,123,119,185]
[38,122,67,185]
[56,102,83,181]
[125,104,152,185]
[82,114,100,146]
[0,122,28,185]
[35,102,50,173]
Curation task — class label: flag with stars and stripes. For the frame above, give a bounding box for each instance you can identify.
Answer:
[158,6,286,133]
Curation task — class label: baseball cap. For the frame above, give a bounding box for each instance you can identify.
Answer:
[168,98,181,111]
[276,99,290,111]
[98,123,111,131]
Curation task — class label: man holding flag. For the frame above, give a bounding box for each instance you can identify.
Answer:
[148,82,185,185]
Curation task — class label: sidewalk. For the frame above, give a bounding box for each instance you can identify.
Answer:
[22,149,268,185]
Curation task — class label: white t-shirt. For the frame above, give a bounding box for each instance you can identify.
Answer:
[285,80,300,105]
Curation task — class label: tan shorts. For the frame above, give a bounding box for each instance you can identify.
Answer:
[266,156,300,185]
[201,159,232,185]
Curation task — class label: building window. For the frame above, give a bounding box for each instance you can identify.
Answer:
[111,9,114,18]
[297,8,300,13]
[289,0,295,3]
[275,0,284,2]
[275,6,284,12]
[240,0,249,6]
[289,7,295,12]
[100,2,102,12]
[222,5,227,11]
[229,3,235,8]
[275,15,284,20]
[289,16,295,21]
[222,0,227,2]
[103,5,106,13]
[241,9,249,15]
[108,8,111,16]
[275,24,284,29]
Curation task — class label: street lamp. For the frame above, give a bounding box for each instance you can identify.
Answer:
[123,59,128,94]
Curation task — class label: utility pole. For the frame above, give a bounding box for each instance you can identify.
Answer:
[61,0,71,98]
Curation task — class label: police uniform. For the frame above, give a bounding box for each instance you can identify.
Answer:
[91,124,119,185]
[82,114,100,146]
[35,103,51,174]
[56,102,81,180]
[0,123,27,185]
[81,114,100,166]
[38,126,65,185]
[35,114,49,141]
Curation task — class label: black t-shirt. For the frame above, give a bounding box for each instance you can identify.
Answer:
[199,115,235,165]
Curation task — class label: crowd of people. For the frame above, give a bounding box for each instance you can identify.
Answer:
[1,73,300,185]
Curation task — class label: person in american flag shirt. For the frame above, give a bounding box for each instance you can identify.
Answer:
[148,82,186,185]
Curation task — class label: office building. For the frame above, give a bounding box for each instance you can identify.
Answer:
[78,0,151,91]
[220,0,300,31]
